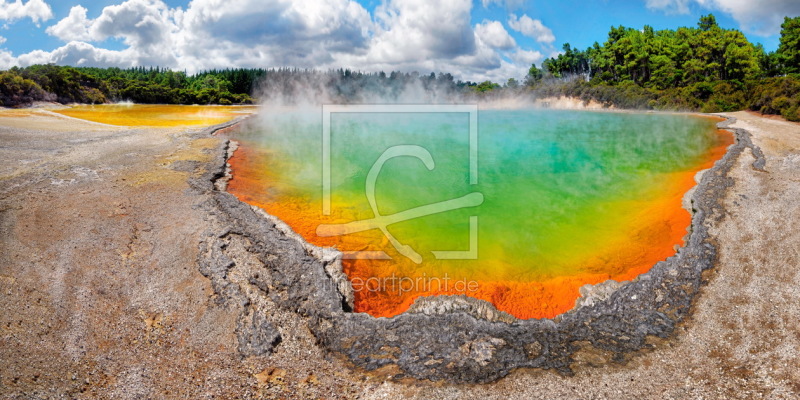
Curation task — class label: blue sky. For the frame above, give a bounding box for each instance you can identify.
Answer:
[0,0,797,82]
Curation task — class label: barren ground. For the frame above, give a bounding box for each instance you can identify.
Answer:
[0,110,798,399]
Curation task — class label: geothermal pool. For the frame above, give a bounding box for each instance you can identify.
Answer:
[227,109,730,320]
[54,104,257,127]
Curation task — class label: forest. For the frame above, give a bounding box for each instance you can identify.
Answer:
[532,14,800,120]
[0,64,487,107]
[0,14,798,120]
[0,65,260,106]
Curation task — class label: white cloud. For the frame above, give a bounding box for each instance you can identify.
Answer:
[0,0,52,25]
[0,35,6,45]
[43,0,178,67]
[15,0,545,82]
[91,0,176,65]
[367,0,475,63]
[508,14,555,44]
[475,20,516,49]
[338,0,543,82]
[694,0,800,36]
[0,48,15,69]
[480,0,524,10]
[645,0,691,14]
[511,48,544,66]
[45,6,92,41]
[18,41,133,67]
[175,0,372,70]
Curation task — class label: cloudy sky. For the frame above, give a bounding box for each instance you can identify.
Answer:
[1,0,798,82]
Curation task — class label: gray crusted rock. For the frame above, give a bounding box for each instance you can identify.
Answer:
[462,337,507,367]
[407,295,517,324]
[575,280,628,308]
[236,309,282,356]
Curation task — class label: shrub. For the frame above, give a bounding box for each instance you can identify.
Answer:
[0,71,50,106]
[782,104,800,122]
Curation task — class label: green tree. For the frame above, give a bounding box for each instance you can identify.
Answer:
[723,34,760,81]
[649,54,678,89]
[475,80,499,92]
[698,14,718,31]
[777,16,800,74]
[543,43,591,78]
[525,64,543,85]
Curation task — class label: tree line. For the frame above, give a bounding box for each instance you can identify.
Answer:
[0,65,260,106]
[0,64,491,107]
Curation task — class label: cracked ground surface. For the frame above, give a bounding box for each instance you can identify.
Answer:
[0,110,798,399]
